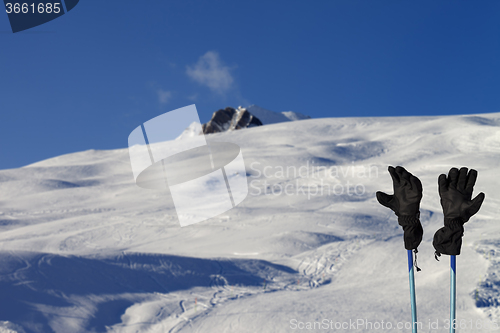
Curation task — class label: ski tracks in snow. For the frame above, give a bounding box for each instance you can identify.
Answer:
[293,237,370,289]
[165,238,370,332]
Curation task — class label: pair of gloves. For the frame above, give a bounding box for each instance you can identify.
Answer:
[376,166,485,256]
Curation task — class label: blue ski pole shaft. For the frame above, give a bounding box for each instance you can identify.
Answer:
[450,255,456,333]
[408,250,418,333]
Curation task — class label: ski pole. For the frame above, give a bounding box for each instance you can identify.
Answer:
[408,250,418,333]
[432,168,485,333]
[450,255,456,333]
[376,166,423,333]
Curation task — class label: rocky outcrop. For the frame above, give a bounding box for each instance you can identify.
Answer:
[202,106,263,134]
[176,105,310,139]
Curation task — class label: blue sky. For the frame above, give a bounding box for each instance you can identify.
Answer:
[1,1,499,170]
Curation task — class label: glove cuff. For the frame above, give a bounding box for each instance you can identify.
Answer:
[397,212,420,226]
[397,213,423,250]
[433,223,464,256]
[444,217,465,228]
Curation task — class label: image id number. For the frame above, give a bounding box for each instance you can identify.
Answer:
[5,3,61,14]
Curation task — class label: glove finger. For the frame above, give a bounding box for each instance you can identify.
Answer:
[465,169,478,195]
[395,166,409,186]
[457,167,468,192]
[376,191,395,210]
[388,166,400,184]
[438,174,448,194]
[410,175,423,193]
[448,167,459,189]
[400,166,412,183]
[465,192,485,218]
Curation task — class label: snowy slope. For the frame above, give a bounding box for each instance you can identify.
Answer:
[0,113,499,332]
[176,122,203,140]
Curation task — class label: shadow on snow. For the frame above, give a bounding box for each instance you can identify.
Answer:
[0,251,296,333]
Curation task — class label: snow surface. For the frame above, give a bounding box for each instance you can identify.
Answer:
[0,113,500,332]
[175,122,203,141]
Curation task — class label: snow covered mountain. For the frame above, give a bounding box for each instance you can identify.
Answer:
[246,104,311,124]
[0,112,499,332]
[175,121,203,140]
[176,105,310,139]
[281,110,311,121]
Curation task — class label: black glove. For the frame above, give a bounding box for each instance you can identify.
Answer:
[376,166,423,250]
[433,167,485,256]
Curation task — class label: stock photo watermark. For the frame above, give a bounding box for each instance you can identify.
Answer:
[249,161,379,199]
[128,105,382,226]
[3,0,80,33]
[128,104,248,227]
[290,318,499,331]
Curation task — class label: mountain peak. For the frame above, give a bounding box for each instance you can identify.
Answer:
[175,105,311,139]
[201,106,263,134]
